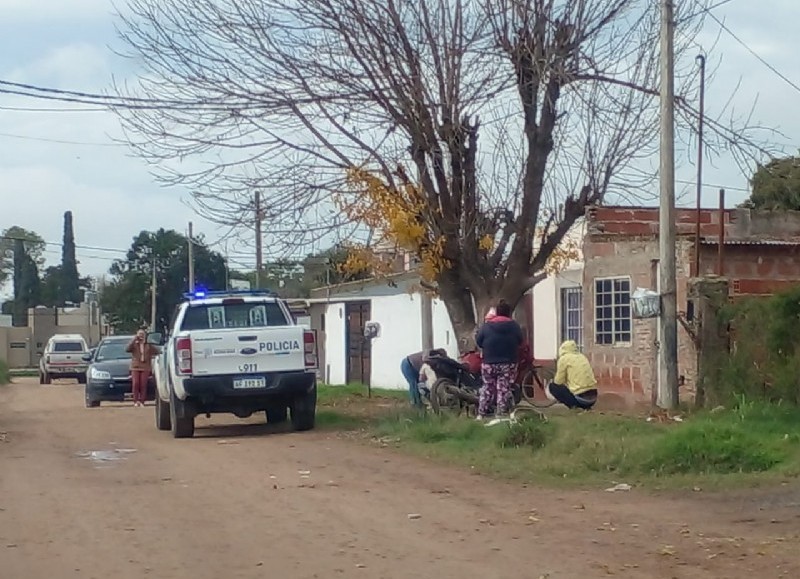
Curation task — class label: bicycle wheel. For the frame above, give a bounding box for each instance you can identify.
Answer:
[520,367,557,408]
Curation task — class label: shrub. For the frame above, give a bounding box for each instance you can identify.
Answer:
[712,289,800,405]
[499,419,552,451]
[0,358,9,385]
[644,421,785,475]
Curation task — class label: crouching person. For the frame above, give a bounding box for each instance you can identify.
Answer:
[548,340,598,410]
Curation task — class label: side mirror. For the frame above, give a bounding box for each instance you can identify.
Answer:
[147,332,163,345]
[81,353,93,362]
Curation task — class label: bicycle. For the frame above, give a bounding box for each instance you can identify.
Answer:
[516,360,557,409]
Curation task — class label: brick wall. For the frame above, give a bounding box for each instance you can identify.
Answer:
[582,206,800,402]
[583,233,696,400]
[698,244,800,295]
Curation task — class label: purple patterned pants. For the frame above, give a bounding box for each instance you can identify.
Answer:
[479,362,516,417]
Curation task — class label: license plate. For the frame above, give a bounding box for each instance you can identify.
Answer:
[233,377,266,389]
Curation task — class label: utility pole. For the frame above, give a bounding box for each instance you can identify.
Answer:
[150,255,157,331]
[658,0,679,409]
[254,190,263,289]
[693,53,706,277]
[188,221,195,292]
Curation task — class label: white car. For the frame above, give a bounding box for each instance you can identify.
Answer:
[39,334,90,384]
[152,289,319,438]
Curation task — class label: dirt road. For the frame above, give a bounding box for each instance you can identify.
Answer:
[1,379,799,579]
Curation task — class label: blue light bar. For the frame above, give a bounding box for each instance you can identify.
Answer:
[182,289,277,300]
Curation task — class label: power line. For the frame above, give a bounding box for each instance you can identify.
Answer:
[0,131,122,147]
[0,235,128,255]
[0,104,106,113]
[709,12,800,96]
[679,0,737,24]
[0,79,251,112]
[675,178,749,193]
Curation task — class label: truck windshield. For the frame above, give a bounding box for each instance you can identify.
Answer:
[181,302,289,331]
[52,341,84,353]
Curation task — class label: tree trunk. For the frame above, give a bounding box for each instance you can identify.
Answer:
[437,270,477,354]
[437,267,535,355]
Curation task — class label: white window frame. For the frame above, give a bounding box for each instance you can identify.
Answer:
[560,286,584,348]
[593,276,633,346]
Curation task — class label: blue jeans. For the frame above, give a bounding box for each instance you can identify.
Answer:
[400,357,422,406]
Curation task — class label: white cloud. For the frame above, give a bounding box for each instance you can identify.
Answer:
[0,164,220,280]
[4,43,111,87]
[0,0,115,22]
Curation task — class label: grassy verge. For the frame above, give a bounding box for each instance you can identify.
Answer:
[0,359,9,385]
[316,385,800,490]
[8,368,38,378]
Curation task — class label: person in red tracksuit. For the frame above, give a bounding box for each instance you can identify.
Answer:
[126,328,159,407]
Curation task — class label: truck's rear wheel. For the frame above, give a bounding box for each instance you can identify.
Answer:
[169,390,195,439]
[42,372,51,385]
[291,387,316,432]
[155,395,171,431]
[266,406,288,424]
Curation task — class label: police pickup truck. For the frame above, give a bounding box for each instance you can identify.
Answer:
[152,289,318,438]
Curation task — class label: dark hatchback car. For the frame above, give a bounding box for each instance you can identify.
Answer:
[83,336,156,408]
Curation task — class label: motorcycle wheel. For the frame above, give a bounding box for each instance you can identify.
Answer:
[430,378,461,415]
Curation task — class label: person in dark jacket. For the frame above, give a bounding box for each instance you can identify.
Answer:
[400,351,426,406]
[476,300,523,420]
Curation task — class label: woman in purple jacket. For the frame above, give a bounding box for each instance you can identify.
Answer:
[476,300,523,420]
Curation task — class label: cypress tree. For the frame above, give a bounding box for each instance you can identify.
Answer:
[60,211,81,304]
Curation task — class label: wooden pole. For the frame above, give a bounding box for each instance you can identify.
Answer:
[657,0,679,409]
[693,54,706,277]
[187,222,195,292]
[254,191,263,289]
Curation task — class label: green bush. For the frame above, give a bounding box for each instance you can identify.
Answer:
[499,419,552,451]
[645,422,785,475]
[712,288,800,405]
[0,358,9,385]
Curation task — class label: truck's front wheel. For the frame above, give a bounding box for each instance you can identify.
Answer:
[169,389,195,439]
[290,387,316,432]
[155,395,171,431]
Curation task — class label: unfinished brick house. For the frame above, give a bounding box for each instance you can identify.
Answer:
[581,205,800,402]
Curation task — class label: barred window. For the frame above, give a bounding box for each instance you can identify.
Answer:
[594,278,632,345]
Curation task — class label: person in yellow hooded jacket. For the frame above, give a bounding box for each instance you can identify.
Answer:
[547,340,598,410]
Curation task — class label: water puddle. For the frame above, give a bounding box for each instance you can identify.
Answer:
[75,447,138,468]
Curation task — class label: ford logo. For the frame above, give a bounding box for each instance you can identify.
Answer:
[240,348,258,356]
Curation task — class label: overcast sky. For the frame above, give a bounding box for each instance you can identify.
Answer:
[1,0,799,296]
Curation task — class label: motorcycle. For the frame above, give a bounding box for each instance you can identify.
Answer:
[418,350,522,416]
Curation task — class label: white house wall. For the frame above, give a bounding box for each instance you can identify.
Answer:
[431,298,460,358]
[324,302,347,385]
[532,276,559,360]
[531,265,583,360]
[368,293,424,389]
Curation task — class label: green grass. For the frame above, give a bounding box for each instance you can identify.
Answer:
[8,368,38,378]
[322,397,800,490]
[315,409,365,430]
[317,383,407,404]
[0,359,9,385]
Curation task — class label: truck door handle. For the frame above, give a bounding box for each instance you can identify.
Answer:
[238,336,257,342]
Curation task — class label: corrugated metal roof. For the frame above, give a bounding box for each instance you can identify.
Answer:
[700,238,800,246]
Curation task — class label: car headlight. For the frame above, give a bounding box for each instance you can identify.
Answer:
[90,367,112,380]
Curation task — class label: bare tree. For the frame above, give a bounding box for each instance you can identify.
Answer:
[114,0,771,349]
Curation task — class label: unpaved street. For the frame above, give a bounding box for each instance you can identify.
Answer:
[1,379,799,579]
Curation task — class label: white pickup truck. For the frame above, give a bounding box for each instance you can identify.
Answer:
[152,290,318,438]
